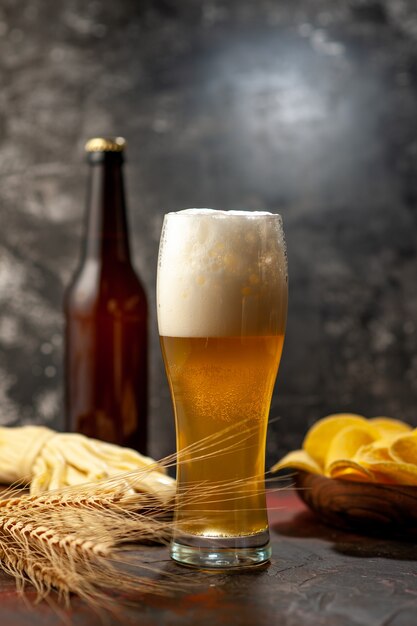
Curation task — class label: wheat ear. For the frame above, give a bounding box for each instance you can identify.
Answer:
[0,417,272,606]
[0,463,181,607]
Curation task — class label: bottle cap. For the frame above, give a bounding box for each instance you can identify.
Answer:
[85,137,126,153]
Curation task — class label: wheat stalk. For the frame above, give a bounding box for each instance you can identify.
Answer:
[0,457,182,607]
[0,489,177,607]
[0,417,279,606]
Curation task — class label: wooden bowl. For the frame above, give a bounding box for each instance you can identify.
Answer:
[295,471,417,538]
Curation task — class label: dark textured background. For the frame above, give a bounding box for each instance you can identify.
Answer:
[0,0,417,465]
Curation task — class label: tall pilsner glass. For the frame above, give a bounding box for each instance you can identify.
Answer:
[157,209,288,569]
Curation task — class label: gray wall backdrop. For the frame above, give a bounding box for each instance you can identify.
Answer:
[0,0,417,466]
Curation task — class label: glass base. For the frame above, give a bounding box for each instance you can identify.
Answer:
[170,530,271,569]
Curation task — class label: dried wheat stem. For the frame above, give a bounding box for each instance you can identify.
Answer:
[0,545,71,599]
[0,418,279,606]
[0,482,179,605]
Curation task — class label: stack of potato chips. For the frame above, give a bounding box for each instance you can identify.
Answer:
[272,414,417,485]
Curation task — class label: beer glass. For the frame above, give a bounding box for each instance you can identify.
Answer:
[157,209,287,568]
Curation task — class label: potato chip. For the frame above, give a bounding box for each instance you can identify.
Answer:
[369,417,412,439]
[270,450,321,475]
[360,460,417,486]
[325,424,379,470]
[355,440,393,464]
[303,414,367,469]
[389,433,417,465]
[326,459,373,481]
[328,464,375,483]
[330,470,370,482]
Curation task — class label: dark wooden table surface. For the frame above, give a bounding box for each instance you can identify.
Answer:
[1,488,417,626]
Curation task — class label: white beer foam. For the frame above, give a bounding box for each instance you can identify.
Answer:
[157,209,287,337]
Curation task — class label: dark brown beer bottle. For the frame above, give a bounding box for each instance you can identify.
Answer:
[64,137,148,453]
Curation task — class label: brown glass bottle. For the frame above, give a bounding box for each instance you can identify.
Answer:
[64,137,148,453]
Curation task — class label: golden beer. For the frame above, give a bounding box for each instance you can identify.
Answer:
[157,209,287,568]
[160,334,285,537]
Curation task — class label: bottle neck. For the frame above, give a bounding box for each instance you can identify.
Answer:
[84,153,132,264]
